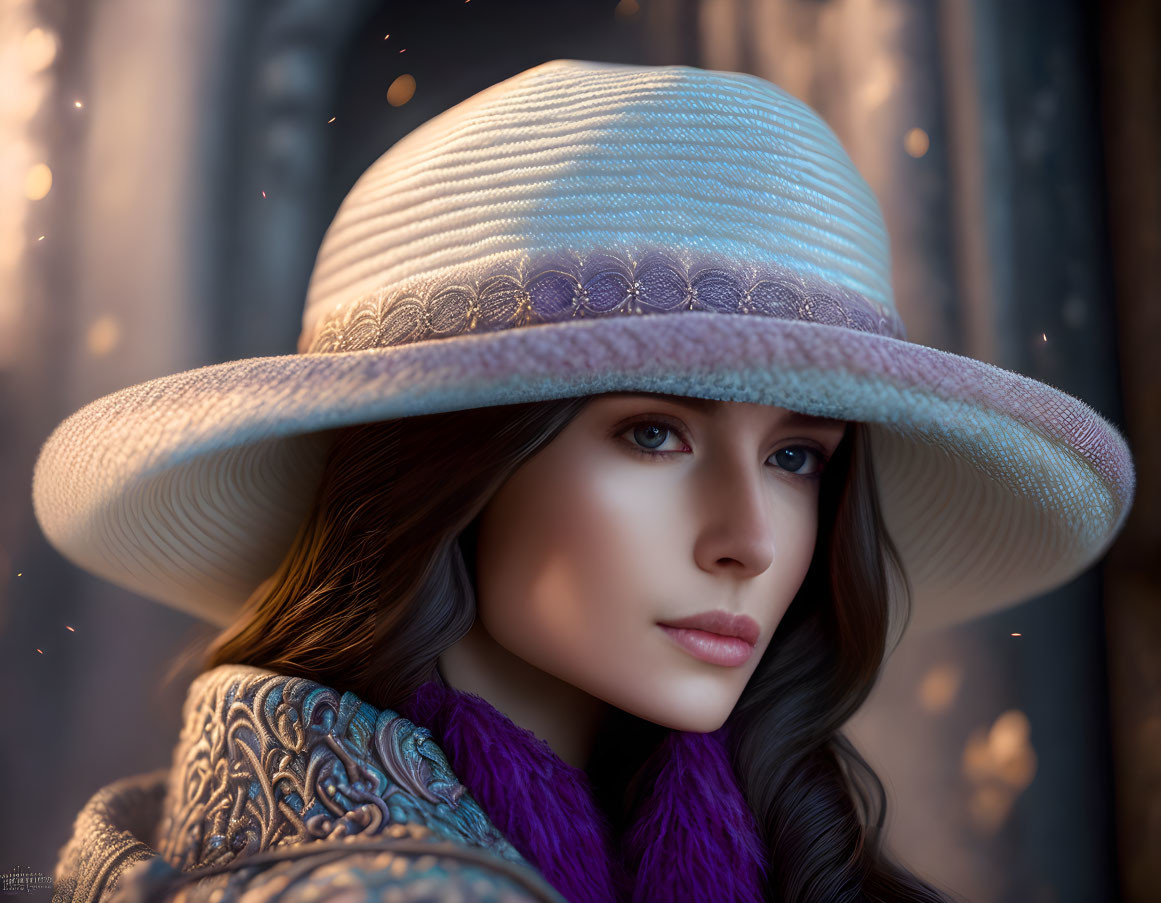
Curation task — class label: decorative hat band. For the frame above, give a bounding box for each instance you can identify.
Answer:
[302,250,907,355]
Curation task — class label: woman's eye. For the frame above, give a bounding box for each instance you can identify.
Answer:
[620,421,826,477]
[769,446,825,476]
[626,422,683,452]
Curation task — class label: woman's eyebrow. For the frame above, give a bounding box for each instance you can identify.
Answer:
[618,392,847,430]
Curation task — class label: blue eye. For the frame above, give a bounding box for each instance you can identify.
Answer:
[771,446,819,474]
[619,419,827,477]
[632,423,673,450]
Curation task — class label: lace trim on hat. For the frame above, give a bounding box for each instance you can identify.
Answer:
[302,249,905,353]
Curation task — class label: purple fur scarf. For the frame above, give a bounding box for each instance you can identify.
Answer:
[399,681,768,903]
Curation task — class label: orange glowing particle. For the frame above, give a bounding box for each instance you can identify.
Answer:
[387,74,416,107]
[904,128,930,158]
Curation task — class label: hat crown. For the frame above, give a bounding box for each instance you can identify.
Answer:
[299,59,900,353]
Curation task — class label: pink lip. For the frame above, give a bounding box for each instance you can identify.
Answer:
[658,610,760,667]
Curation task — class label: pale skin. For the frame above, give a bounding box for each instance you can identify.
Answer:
[437,392,849,769]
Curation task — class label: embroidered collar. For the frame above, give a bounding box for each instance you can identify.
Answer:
[156,665,528,872]
[159,665,767,902]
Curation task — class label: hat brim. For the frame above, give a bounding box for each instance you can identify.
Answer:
[32,312,1135,632]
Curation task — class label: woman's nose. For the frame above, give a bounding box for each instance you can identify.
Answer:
[690,463,776,578]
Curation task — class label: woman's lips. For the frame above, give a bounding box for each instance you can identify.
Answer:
[659,625,756,666]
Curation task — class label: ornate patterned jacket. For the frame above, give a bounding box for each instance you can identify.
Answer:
[51,665,567,903]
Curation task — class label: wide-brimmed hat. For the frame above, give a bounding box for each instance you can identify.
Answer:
[32,59,1135,633]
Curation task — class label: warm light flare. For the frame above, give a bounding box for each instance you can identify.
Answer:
[961,709,1038,834]
[918,663,962,714]
[65,625,75,632]
[25,162,51,200]
[86,314,120,357]
[12,81,46,121]
[2,1,53,370]
[904,127,930,158]
[22,27,57,72]
[387,74,416,107]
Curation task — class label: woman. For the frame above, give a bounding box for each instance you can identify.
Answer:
[37,60,1134,902]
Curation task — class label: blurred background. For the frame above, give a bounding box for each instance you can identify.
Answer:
[1,0,1157,900]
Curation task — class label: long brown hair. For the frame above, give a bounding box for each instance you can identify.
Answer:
[202,395,952,902]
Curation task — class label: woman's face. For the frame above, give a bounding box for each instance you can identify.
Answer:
[470,392,848,733]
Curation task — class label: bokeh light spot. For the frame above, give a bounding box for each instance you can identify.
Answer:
[918,662,962,714]
[25,163,52,200]
[904,127,930,158]
[387,74,416,107]
[22,27,58,72]
[86,314,120,357]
